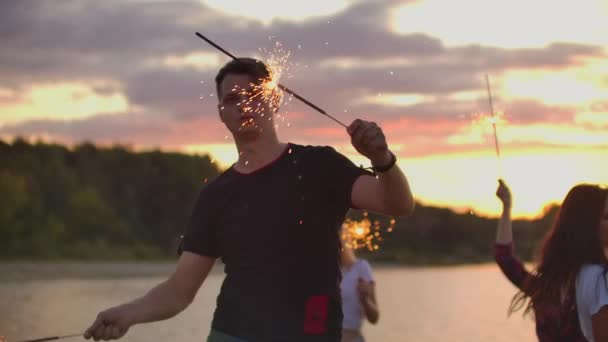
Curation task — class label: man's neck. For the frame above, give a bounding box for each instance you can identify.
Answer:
[233,133,286,173]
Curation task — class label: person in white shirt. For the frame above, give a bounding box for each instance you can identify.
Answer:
[340,243,379,342]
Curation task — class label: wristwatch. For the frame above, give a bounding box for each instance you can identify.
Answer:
[372,152,397,173]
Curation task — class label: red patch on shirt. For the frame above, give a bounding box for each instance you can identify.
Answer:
[303,295,329,334]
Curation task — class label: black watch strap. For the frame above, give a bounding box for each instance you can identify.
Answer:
[372,152,396,173]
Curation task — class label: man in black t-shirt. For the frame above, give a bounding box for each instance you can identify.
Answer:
[85,58,414,342]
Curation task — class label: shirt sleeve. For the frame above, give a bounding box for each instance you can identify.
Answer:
[493,242,530,290]
[579,265,608,316]
[358,259,375,283]
[319,146,373,207]
[180,188,221,258]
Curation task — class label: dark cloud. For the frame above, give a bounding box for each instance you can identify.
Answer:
[0,111,227,146]
[502,100,577,124]
[454,43,604,70]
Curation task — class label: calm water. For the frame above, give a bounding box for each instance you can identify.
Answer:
[0,262,535,342]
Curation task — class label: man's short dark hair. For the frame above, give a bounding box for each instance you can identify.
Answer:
[215,58,271,97]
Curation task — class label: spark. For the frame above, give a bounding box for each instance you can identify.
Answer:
[195,32,349,129]
[470,110,507,127]
[341,212,396,251]
[226,39,295,132]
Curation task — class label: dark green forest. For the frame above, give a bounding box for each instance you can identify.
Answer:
[0,138,558,264]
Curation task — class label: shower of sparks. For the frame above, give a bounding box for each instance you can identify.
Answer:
[229,40,300,131]
[341,212,396,251]
[195,32,347,128]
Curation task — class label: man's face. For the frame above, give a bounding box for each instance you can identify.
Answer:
[217,73,276,138]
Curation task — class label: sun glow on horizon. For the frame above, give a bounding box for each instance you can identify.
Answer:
[0,82,129,125]
[398,148,608,219]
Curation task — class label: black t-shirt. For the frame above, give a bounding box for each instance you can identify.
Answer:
[181,143,370,341]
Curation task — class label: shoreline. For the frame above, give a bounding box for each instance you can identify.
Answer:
[0,261,221,282]
[0,260,506,282]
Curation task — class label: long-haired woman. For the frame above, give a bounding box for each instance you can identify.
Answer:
[505,183,608,341]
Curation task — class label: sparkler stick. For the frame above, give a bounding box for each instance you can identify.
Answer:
[195,32,348,128]
[15,333,81,342]
[485,74,504,177]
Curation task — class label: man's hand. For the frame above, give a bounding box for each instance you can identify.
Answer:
[84,304,133,340]
[347,119,391,167]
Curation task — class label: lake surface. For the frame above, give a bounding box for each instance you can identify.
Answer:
[0,262,536,341]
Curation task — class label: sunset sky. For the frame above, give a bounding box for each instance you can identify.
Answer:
[1,0,607,218]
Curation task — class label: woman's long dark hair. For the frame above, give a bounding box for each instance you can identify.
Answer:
[510,184,608,315]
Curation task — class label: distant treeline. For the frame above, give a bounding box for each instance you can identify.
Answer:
[356,205,557,265]
[0,138,558,264]
[0,138,220,259]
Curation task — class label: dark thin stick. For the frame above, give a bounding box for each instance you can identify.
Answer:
[485,74,504,178]
[17,333,81,342]
[484,74,501,158]
[195,32,348,128]
[195,32,237,60]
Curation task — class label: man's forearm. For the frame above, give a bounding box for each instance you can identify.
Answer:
[125,280,192,326]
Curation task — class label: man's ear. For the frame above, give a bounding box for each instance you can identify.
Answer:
[217,104,225,122]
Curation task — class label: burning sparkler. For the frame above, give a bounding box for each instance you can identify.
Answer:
[485,74,504,177]
[3,333,82,342]
[227,40,293,132]
[341,212,396,251]
[195,32,348,128]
